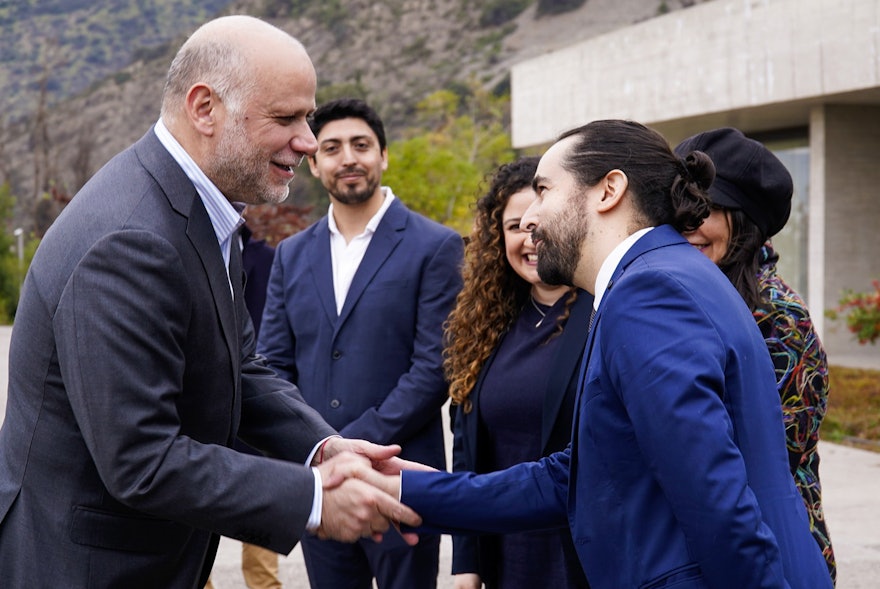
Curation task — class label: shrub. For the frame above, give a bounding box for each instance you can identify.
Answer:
[826,280,880,345]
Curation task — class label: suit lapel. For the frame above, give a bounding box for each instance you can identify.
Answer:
[541,291,594,453]
[307,219,339,325]
[183,186,239,374]
[335,199,406,332]
[464,342,502,468]
[569,225,686,447]
[135,128,239,390]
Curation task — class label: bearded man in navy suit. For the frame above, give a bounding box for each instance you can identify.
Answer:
[0,16,419,589]
[258,98,463,589]
[354,120,832,589]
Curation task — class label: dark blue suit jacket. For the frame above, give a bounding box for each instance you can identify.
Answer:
[401,226,831,589]
[258,197,463,469]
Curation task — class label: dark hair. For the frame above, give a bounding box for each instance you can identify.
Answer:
[556,120,714,232]
[716,208,766,310]
[308,98,387,151]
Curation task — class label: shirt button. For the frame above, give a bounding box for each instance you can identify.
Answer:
[330,399,340,408]
[332,350,342,360]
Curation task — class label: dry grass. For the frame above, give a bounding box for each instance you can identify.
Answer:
[824,365,880,451]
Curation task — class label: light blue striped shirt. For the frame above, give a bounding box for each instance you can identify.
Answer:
[153,119,244,285]
[153,119,325,531]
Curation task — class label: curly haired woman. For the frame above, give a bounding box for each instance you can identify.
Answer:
[444,157,593,589]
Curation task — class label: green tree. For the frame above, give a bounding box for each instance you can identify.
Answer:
[384,83,515,234]
[0,182,22,322]
[0,183,41,323]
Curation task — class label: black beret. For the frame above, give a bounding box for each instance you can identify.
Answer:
[674,127,793,238]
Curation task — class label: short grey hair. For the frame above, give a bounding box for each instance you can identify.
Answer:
[160,36,255,120]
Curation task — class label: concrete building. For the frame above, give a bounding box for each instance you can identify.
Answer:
[510,0,880,367]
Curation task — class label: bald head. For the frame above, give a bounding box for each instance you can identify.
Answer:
[160,15,311,123]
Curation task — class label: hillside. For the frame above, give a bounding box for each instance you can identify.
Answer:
[1,0,698,229]
[0,0,233,125]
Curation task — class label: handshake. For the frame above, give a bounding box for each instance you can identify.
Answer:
[310,438,429,545]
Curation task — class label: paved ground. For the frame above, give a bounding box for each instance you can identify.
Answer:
[1,325,877,587]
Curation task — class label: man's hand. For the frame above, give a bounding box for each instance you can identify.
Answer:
[454,573,483,589]
[315,452,420,544]
[317,438,437,483]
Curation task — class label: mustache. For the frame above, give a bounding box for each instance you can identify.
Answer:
[335,166,366,179]
[531,227,547,243]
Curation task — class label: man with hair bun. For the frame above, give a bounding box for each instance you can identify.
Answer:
[354,120,833,589]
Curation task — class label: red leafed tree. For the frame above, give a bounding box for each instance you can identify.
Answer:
[243,202,315,246]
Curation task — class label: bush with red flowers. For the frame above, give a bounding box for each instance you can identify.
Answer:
[827,280,880,345]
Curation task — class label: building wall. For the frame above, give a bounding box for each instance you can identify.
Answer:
[510,0,880,366]
[511,0,880,148]
[816,105,880,365]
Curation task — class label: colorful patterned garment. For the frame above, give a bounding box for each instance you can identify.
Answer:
[753,242,836,584]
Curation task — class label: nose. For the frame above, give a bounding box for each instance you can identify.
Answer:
[340,143,357,166]
[521,199,540,234]
[292,122,318,157]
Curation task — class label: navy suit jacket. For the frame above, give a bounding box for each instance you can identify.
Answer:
[0,129,337,588]
[258,196,463,469]
[402,226,831,589]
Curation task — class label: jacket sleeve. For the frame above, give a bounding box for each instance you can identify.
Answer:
[400,450,570,536]
[601,268,790,588]
[754,289,829,475]
[54,230,323,554]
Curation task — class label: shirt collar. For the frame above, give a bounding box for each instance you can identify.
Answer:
[153,119,244,246]
[327,186,396,237]
[593,226,654,310]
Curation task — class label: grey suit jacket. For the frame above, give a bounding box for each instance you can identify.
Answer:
[0,128,336,588]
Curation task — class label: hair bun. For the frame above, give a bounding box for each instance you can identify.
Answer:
[681,150,715,191]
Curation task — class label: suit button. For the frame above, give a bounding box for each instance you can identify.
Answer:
[330,399,340,408]
[332,350,342,360]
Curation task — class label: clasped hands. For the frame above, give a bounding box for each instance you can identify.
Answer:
[312,437,430,545]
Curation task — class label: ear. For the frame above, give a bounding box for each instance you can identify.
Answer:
[308,154,320,178]
[595,169,629,213]
[185,83,220,137]
[380,147,389,172]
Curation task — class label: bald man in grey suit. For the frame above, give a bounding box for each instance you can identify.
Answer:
[0,16,419,589]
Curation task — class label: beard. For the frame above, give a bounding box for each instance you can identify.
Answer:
[326,167,381,205]
[532,205,588,287]
[207,116,292,205]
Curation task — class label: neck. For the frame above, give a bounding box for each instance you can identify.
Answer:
[331,189,385,242]
[531,283,569,306]
[576,212,634,294]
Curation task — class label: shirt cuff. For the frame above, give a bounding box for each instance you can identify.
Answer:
[306,435,340,466]
[306,467,322,532]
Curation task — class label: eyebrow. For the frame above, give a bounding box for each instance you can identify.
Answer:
[319,134,374,146]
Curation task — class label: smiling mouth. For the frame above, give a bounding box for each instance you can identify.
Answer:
[272,155,304,174]
[526,253,538,262]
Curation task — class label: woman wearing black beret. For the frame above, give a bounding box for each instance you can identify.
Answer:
[676,127,836,584]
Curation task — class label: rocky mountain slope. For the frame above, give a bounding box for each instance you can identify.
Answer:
[2,0,698,227]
